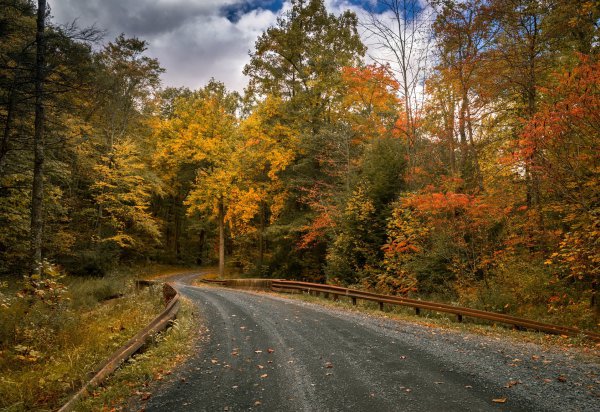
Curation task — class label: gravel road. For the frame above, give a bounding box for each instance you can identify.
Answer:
[145,278,599,412]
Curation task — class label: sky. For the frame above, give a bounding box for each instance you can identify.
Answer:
[50,0,390,92]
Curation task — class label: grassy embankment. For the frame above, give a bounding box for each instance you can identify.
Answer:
[0,265,198,411]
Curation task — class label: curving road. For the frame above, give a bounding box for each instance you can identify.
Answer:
[144,274,599,412]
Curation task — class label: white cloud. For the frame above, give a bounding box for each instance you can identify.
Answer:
[49,0,431,95]
[50,0,280,92]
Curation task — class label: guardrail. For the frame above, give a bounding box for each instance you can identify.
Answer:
[58,282,181,412]
[202,278,600,342]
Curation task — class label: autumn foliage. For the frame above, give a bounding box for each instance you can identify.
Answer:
[1,0,599,339]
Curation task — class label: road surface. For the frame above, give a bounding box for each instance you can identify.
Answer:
[144,274,599,411]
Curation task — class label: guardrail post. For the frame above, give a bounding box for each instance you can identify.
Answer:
[256,278,600,341]
[351,297,357,306]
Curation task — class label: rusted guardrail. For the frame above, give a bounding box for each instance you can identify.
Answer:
[202,278,270,289]
[58,282,181,412]
[202,278,599,341]
[271,280,600,342]
[202,278,227,286]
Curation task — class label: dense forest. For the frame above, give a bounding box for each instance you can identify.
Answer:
[1,0,598,327]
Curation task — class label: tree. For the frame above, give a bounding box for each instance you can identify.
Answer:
[154,80,240,276]
[29,0,47,275]
[363,0,433,171]
[431,0,497,193]
[243,0,367,277]
[235,96,297,271]
[521,56,600,310]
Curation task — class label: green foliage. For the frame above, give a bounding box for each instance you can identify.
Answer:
[326,138,407,285]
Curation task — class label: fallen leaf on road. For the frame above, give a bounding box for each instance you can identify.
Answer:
[254,401,262,406]
[260,374,268,378]
[267,348,275,353]
[211,359,218,364]
[504,380,521,388]
[255,350,263,354]
[465,385,472,389]
[557,376,567,382]
[325,362,333,369]
[257,365,264,369]
[434,381,444,384]
[492,398,507,403]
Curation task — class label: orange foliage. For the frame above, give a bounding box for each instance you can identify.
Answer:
[340,64,402,142]
[298,211,335,249]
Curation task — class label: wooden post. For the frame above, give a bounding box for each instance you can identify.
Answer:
[379,301,384,311]
[415,307,421,315]
[351,297,357,306]
[333,294,338,301]
[456,314,463,323]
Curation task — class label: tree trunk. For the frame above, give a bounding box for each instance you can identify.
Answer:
[465,103,483,192]
[218,197,225,277]
[445,96,456,176]
[30,0,46,275]
[197,228,206,265]
[174,193,182,261]
[0,87,16,178]
[458,93,469,177]
[258,201,265,272]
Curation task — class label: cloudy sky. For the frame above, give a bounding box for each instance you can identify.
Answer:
[50,0,384,92]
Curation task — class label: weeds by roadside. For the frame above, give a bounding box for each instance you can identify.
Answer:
[74,299,197,411]
[0,265,167,411]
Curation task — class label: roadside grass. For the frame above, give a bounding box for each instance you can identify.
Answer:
[273,290,600,354]
[74,298,197,411]
[0,268,176,411]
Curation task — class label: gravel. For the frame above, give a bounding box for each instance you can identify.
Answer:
[144,283,599,412]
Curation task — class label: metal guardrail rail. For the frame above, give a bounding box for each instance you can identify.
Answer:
[202,278,600,342]
[58,282,181,412]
